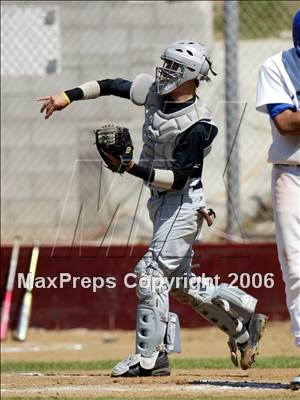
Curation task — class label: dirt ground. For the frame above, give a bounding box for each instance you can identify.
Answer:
[2,369,300,398]
[1,321,300,398]
[2,321,299,362]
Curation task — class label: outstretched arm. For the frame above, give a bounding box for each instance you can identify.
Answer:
[37,78,132,119]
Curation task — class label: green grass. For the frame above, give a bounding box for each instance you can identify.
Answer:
[1,356,299,373]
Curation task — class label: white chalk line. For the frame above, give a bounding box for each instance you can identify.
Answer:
[2,342,83,353]
[1,382,288,395]
[6,372,99,377]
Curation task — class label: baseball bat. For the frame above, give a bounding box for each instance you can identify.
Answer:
[0,237,21,341]
[14,240,40,341]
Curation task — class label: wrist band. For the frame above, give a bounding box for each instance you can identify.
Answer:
[62,91,71,104]
[127,163,154,183]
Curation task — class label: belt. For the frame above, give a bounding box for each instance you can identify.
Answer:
[151,180,203,198]
[275,164,300,167]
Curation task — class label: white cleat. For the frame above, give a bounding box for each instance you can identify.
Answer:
[291,375,300,390]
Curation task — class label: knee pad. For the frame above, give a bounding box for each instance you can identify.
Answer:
[136,257,168,303]
[134,251,154,277]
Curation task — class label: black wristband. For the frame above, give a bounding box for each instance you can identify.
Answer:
[127,163,155,183]
[64,87,84,102]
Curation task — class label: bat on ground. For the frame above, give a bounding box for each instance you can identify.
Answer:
[14,240,40,341]
[0,236,21,341]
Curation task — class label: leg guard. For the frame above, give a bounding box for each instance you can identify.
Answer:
[164,312,181,353]
[195,302,241,337]
[136,304,163,357]
[212,283,257,323]
[135,254,169,365]
[171,285,244,340]
[171,275,264,370]
[171,278,257,341]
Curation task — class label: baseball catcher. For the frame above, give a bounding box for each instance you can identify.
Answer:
[38,40,267,378]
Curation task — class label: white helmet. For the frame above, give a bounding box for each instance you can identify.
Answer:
[155,40,216,95]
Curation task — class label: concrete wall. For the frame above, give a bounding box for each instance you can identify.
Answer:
[2,1,292,245]
[1,0,213,244]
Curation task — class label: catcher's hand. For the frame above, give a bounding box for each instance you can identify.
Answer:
[94,124,134,174]
[37,93,70,119]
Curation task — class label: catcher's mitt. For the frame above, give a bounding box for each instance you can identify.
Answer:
[94,124,133,173]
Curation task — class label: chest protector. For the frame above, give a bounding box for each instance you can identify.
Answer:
[130,74,216,170]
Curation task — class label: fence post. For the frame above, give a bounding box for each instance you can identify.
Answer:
[224,1,240,236]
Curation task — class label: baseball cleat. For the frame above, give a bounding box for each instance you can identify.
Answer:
[239,313,268,370]
[290,374,300,390]
[227,337,239,367]
[111,351,170,377]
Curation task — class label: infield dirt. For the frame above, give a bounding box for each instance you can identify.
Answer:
[1,321,300,398]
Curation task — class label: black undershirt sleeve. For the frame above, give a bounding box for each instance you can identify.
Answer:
[171,122,218,189]
[98,79,132,98]
[64,78,132,102]
[127,164,155,183]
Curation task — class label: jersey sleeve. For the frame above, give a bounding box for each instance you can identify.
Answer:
[99,78,132,99]
[173,122,218,178]
[256,62,294,114]
[267,103,296,118]
[64,78,132,102]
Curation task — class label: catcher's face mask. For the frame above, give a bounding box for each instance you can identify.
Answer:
[155,57,185,95]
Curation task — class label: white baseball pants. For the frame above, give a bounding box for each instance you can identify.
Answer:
[147,187,208,278]
[272,165,300,346]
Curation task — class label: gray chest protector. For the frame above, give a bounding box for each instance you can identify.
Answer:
[130,74,216,171]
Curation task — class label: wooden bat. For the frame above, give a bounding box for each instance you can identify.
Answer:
[0,237,21,341]
[14,240,40,341]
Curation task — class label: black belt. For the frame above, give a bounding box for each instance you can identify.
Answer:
[152,180,203,198]
[275,164,300,167]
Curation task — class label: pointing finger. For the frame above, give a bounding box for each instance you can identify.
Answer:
[36,96,51,101]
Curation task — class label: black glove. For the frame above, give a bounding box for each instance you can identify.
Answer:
[94,124,134,174]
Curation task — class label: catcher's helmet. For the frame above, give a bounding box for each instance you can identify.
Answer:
[293,10,300,54]
[155,40,216,95]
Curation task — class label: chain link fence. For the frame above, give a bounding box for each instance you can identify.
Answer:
[1,0,299,245]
